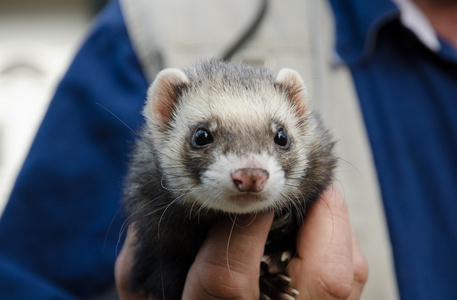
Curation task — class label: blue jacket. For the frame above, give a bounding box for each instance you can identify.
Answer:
[0,1,148,298]
[329,0,457,299]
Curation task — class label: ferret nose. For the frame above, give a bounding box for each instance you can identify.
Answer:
[231,168,269,193]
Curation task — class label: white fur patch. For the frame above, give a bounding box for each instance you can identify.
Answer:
[187,152,286,214]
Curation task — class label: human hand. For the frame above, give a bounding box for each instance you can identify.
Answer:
[114,213,274,300]
[115,186,368,299]
[287,186,369,299]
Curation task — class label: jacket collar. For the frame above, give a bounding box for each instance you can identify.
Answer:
[392,0,440,51]
[330,0,457,66]
[330,0,400,66]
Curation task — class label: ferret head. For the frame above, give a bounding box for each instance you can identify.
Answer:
[142,60,333,215]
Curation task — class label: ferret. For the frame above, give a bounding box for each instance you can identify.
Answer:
[123,59,336,300]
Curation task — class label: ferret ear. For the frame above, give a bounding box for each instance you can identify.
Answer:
[274,68,308,116]
[145,68,189,127]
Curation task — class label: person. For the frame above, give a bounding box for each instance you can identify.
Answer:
[0,0,367,299]
[328,0,457,299]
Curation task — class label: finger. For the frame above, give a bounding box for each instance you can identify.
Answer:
[289,186,355,299]
[183,211,274,300]
[115,224,148,300]
[348,227,369,300]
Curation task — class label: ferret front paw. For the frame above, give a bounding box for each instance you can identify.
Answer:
[259,251,299,300]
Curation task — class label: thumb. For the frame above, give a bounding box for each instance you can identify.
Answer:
[183,211,274,299]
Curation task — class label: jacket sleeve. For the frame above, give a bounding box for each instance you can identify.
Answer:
[0,1,149,298]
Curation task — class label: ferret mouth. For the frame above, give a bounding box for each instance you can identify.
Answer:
[228,193,265,205]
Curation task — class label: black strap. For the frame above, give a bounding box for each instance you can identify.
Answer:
[221,0,269,61]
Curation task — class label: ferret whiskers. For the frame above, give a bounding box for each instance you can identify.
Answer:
[226,215,237,279]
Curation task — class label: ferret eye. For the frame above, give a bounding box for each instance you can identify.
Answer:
[274,128,289,147]
[192,128,214,147]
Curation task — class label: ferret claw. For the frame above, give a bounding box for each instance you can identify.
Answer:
[281,293,295,300]
[287,287,300,296]
[281,250,292,262]
[261,293,272,300]
[278,274,291,282]
[261,255,272,265]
